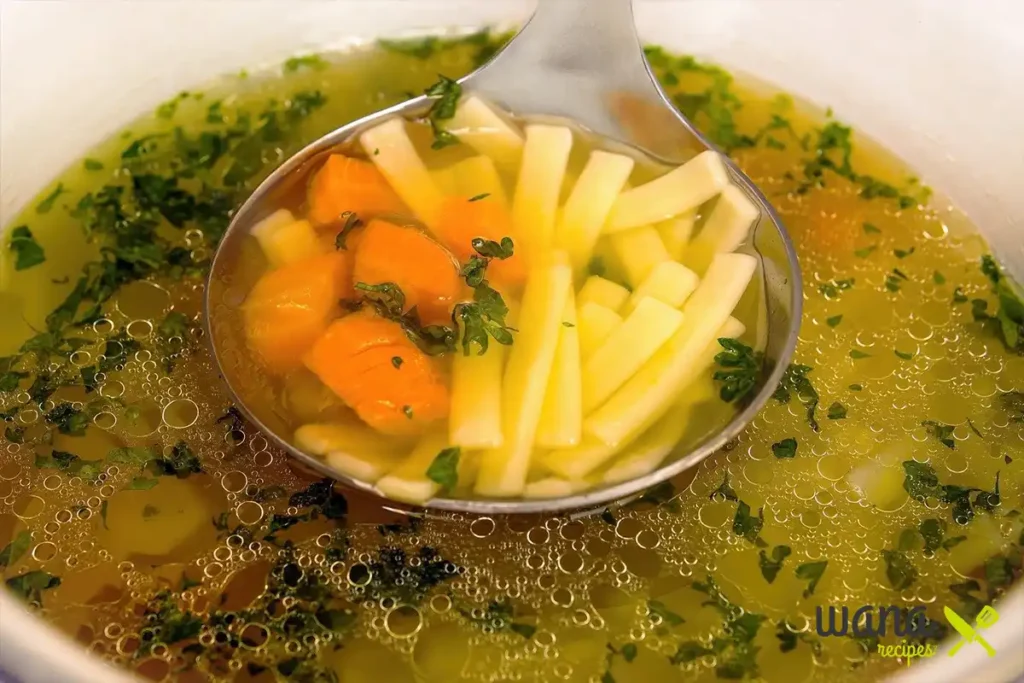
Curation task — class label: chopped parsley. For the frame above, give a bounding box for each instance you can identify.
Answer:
[818,278,854,298]
[468,193,490,202]
[826,314,843,327]
[647,599,685,628]
[391,356,403,369]
[732,501,765,546]
[453,239,516,355]
[853,245,877,258]
[36,183,67,214]
[283,53,327,73]
[849,349,870,359]
[933,271,946,285]
[352,281,456,355]
[83,158,104,171]
[795,560,827,597]
[423,74,462,149]
[862,222,881,234]
[902,460,1000,524]
[881,549,917,590]
[0,531,32,567]
[425,447,460,491]
[771,362,820,431]
[333,211,363,250]
[759,544,791,583]
[895,348,914,360]
[826,402,847,420]
[8,226,46,270]
[771,438,798,459]
[403,405,414,419]
[5,570,61,606]
[921,420,956,449]
[713,338,761,403]
[972,255,1024,352]
[894,247,915,259]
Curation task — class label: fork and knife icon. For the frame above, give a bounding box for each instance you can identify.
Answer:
[943,605,999,657]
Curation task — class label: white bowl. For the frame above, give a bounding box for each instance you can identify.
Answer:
[1,2,1022,682]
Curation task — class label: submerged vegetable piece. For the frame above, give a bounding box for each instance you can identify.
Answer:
[435,196,526,290]
[243,252,354,374]
[351,219,463,326]
[308,154,407,225]
[302,311,449,435]
[250,209,322,267]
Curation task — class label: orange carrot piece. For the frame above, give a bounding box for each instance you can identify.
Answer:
[435,196,526,290]
[307,154,407,225]
[243,251,353,374]
[352,219,464,326]
[303,312,449,435]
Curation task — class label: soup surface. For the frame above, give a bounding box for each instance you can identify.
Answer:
[1,31,1023,683]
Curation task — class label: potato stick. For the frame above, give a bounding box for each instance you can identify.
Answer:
[601,375,719,484]
[608,226,671,287]
[656,210,698,261]
[582,297,685,414]
[554,150,635,273]
[430,166,459,196]
[376,430,453,504]
[622,261,700,315]
[475,252,573,496]
[512,125,573,265]
[536,289,582,448]
[584,253,756,447]
[252,214,321,267]
[448,95,524,168]
[294,422,412,458]
[684,184,759,275]
[450,155,509,208]
[606,150,729,232]
[327,450,407,484]
[360,117,443,227]
[450,344,506,449]
[523,477,590,499]
[539,436,620,481]
[577,275,630,311]
[577,302,623,360]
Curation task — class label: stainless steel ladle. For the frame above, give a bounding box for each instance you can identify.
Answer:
[205,0,802,514]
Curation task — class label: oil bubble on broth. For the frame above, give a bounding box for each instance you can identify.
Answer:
[1,30,1023,683]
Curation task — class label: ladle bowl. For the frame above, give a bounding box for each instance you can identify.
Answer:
[205,0,802,514]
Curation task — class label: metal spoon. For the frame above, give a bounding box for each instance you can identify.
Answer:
[205,0,802,514]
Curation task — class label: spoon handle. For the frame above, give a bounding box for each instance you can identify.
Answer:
[466,0,702,158]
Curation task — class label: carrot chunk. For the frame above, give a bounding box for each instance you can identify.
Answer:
[243,252,354,374]
[435,196,526,290]
[352,219,463,326]
[308,154,407,225]
[303,312,450,435]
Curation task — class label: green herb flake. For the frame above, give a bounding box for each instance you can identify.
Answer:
[127,476,160,491]
[8,226,46,271]
[818,278,855,298]
[922,420,956,449]
[826,402,847,420]
[849,349,871,359]
[0,531,32,567]
[333,211,364,250]
[759,544,792,583]
[732,501,765,545]
[5,570,61,606]
[713,338,761,404]
[647,599,685,628]
[391,356,403,369]
[881,549,917,590]
[425,446,461,491]
[402,405,414,420]
[771,438,798,459]
[953,287,968,304]
[863,222,882,234]
[895,349,914,360]
[283,54,327,73]
[468,193,491,202]
[826,315,843,327]
[83,158,104,171]
[424,74,463,149]
[621,642,639,662]
[933,271,946,285]
[36,183,67,214]
[772,362,820,432]
[849,383,863,391]
[894,247,915,259]
[795,560,827,597]
[853,245,877,258]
